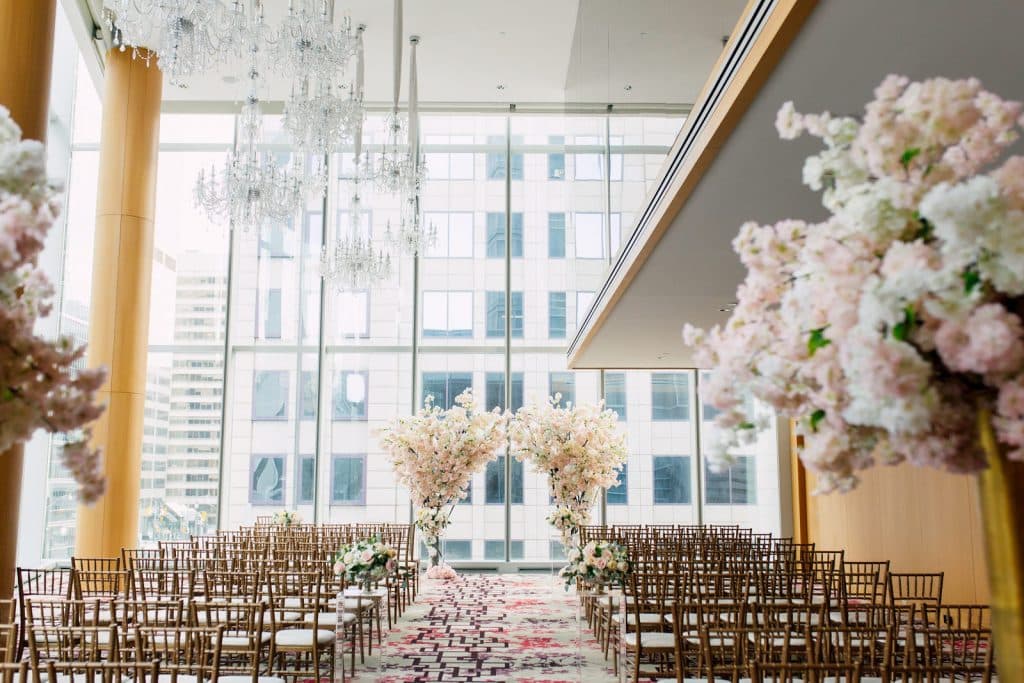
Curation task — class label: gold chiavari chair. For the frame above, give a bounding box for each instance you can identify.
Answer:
[43,659,161,683]
[191,601,280,683]
[265,571,335,683]
[16,568,72,660]
[752,660,862,682]
[922,604,989,631]
[0,662,25,683]
[134,625,224,683]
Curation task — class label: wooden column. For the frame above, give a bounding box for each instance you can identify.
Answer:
[0,0,57,600]
[75,48,162,559]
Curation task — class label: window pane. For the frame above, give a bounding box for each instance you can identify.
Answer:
[253,371,288,420]
[548,212,565,258]
[422,291,447,336]
[549,292,566,339]
[300,371,317,420]
[331,455,365,504]
[251,455,284,504]
[297,456,315,503]
[443,540,472,560]
[510,292,523,338]
[422,372,473,410]
[485,456,523,504]
[486,291,504,338]
[550,372,575,407]
[448,292,473,337]
[336,290,369,338]
[263,288,282,339]
[450,213,473,257]
[575,213,604,258]
[605,372,626,420]
[653,456,691,504]
[706,456,756,505]
[333,371,368,420]
[548,152,565,180]
[484,372,524,412]
[486,212,504,258]
[483,540,523,560]
[607,464,628,505]
[652,373,690,421]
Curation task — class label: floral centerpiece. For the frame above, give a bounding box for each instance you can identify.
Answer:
[682,75,1024,677]
[510,395,626,549]
[559,540,630,591]
[0,105,105,503]
[379,389,506,571]
[333,537,398,591]
[272,510,302,527]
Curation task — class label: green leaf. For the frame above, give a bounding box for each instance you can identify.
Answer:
[963,267,981,295]
[900,147,921,169]
[738,422,756,430]
[807,327,832,357]
[912,212,933,240]
[809,409,826,433]
[891,306,918,342]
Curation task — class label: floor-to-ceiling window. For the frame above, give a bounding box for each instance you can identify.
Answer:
[35,99,783,563]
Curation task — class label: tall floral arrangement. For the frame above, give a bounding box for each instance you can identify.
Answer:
[683,75,1024,493]
[379,389,506,569]
[0,106,105,502]
[510,396,626,548]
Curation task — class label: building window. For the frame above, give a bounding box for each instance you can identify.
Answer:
[442,540,472,560]
[335,290,370,338]
[576,291,595,328]
[485,135,523,180]
[705,456,756,505]
[574,212,605,259]
[422,291,473,338]
[549,372,575,407]
[549,292,566,339]
[297,455,315,504]
[421,372,473,410]
[484,372,524,412]
[607,464,628,505]
[424,149,474,181]
[611,213,623,255]
[262,288,282,339]
[548,136,565,180]
[484,540,524,561]
[263,222,293,258]
[485,456,524,504]
[549,540,567,561]
[299,370,317,421]
[485,212,523,258]
[250,455,284,505]
[573,137,604,180]
[252,371,288,421]
[653,456,692,504]
[652,373,690,421]
[424,212,474,257]
[332,370,368,421]
[331,454,365,505]
[548,212,566,258]
[604,372,626,420]
[485,291,523,338]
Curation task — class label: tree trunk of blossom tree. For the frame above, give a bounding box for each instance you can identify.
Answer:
[0,445,23,600]
[428,539,443,568]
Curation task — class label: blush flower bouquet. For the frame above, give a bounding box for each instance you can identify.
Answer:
[684,76,1024,493]
[0,105,105,503]
[272,510,302,527]
[333,537,398,590]
[559,540,630,591]
[510,395,626,548]
[379,389,506,568]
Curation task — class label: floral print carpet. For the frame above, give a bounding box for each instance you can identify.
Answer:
[358,572,619,682]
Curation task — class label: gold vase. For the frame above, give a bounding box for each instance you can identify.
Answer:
[976,408,1024,680]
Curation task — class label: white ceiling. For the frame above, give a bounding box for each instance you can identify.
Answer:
[83,0,745,107]
[571,0,1024,369]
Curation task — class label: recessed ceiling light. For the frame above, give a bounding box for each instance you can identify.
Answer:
[496,84,505,91]
[222,75,237,84]
[623,84,632,92]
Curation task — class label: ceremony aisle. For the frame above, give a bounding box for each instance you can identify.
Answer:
[365,573,617,682]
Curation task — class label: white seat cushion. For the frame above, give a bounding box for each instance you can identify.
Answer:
[157,675,198,683]
[221,632,271,649]
[273,629,335,647]
[302,612,355,626]
[218,677,285,683]
[622,631,674,649]
[611,612,664,625]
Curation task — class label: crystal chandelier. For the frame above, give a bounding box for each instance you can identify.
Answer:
[104,0,247,87]
[272,0,358,83]
[372,33,431,255]
[282,24,366,154]
[321,177,392,289]
[194,18,311,229]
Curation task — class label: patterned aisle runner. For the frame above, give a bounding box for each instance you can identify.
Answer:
[363,573,619,682]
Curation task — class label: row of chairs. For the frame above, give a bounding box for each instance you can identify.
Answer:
[575,524,994,682]
[6,522,418,681]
